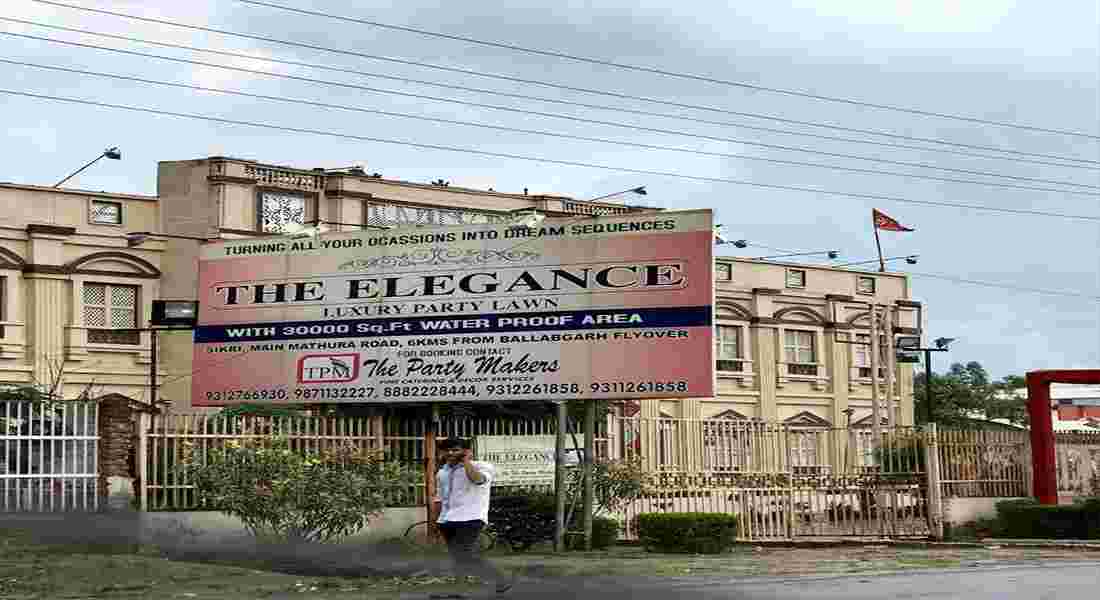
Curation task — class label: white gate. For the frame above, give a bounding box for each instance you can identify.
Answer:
[0,400,99,511]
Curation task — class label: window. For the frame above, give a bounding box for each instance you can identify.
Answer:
[784,330,817,375]
[786,268,806,288]
[715,326,742,372]
[854,430,877,468]
[84,284,139,345]
[854,334,887,379]
[704,420,750,472]
[715,263,732,281]
[258,191,306,233]
[857,276,876,295]
[789,430,823,471]
[89,200,122,225]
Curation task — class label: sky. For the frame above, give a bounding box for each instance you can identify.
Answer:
[1,0,1098,379]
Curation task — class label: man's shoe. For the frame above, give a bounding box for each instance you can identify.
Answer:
[495,574,517,595]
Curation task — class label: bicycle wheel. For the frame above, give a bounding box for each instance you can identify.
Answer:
[403,520,442,549]
[478,528,496,552]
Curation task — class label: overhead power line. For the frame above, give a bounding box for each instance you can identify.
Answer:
[4,87,1100,224]
[6,19,1091,172]
[235,0,1100,141]
[903,271,1100,301]
[23,2,1100,166]
[5,57,1097,198]
[5,35,1098,198]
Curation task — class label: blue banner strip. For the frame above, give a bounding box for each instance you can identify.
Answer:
[193,305,712,343]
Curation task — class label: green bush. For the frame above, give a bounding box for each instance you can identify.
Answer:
[637,513,738,554]
[565,517,620,551]
[180,436,416,543]
[487,492,559,552]
[994,497,1100,540]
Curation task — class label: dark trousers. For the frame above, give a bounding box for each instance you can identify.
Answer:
[438,520,503,584]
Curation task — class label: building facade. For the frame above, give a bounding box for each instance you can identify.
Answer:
[4,156,921,430]
[0,183,163,402]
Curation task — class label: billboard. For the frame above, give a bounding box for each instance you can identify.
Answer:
[191,209,714,405]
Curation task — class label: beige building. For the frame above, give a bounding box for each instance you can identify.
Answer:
[0,182,163,402]
[3,156,920,430]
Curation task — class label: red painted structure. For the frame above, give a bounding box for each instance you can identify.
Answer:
[1025,369,1100,504]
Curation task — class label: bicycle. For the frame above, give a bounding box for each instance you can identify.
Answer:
[403,520,497,552]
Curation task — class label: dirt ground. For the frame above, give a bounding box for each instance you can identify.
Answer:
[1,530,1097,599]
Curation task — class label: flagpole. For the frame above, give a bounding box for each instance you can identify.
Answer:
[872,215,886,273]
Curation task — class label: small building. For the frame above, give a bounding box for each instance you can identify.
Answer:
[0,182,163,401]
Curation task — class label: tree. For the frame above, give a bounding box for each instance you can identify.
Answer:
[914,361,1028,427]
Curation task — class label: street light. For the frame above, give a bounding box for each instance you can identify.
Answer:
[126,231,213,247]
[752,250,840,260]
[587,186,647,202]
[907,336,956,423]
[54,146,122,188]
[831,254,919,267]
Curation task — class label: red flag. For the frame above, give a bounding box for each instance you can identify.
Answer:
[872,209,914,232]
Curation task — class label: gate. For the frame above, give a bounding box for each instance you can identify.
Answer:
[1055,431,1100,502]
[614,418,935,541]
[0,399,99,512]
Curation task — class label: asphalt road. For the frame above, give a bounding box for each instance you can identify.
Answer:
[410,562,1100,600]
[643,563,1100,599]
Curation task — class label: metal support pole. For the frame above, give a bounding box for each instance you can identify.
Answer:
[869,304,882,444]
[925,349,934,424]
[554,401,567,552]
[582,400,595,551]
[884,306,897,427]
[149,329,158,407]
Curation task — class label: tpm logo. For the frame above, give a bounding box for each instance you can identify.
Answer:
[297,353,360,384]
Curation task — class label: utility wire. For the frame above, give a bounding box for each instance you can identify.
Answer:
[21,2,1100,166]
[236,0,1100,140]
[5,57,1096,198]
[4,87,1100,224]
[5,36,1097,198]
[6,19,1090,172]
[903,271,1100,300]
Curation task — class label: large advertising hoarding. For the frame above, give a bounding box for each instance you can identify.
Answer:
[191,209,714,405]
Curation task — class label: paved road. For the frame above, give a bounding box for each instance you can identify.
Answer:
[640,563,1100,599]
[404,563,1100,600]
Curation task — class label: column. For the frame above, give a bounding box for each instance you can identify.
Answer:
[25,274,69,398]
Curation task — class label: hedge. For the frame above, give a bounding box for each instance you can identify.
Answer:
[565,517,620,551]
[637,513,739,554]
[489,493,622,551]
[994,497,1100,540]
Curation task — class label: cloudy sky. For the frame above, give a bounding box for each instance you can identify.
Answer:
[2,0,1098,379]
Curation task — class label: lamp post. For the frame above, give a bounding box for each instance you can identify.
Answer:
[919,338,955,424]
[752,250,840,260]
[587,186,647,202]
[834,255,919,269]
[125,231,214,247]
[54,147,121,188]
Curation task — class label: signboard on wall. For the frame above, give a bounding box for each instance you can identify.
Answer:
[475,435,580,486]
[190,209,714,405]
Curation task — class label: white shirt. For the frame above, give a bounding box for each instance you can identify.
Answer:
[434,461,495,524]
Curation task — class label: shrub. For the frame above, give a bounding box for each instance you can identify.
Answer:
[565,517,620,551]
[637,512,738,554]
[566,458,647,516]
[994,497,1100,540]
[180,436,416,543]
[487,492,558,552]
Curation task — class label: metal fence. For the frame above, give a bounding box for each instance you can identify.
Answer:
[139,412,606,511]
[0,400,99,512]
[938,429,1030,498]
[609,417,934,541]
[1056,431,1100,499]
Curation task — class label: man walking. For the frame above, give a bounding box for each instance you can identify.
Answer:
[433,437,515,595]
